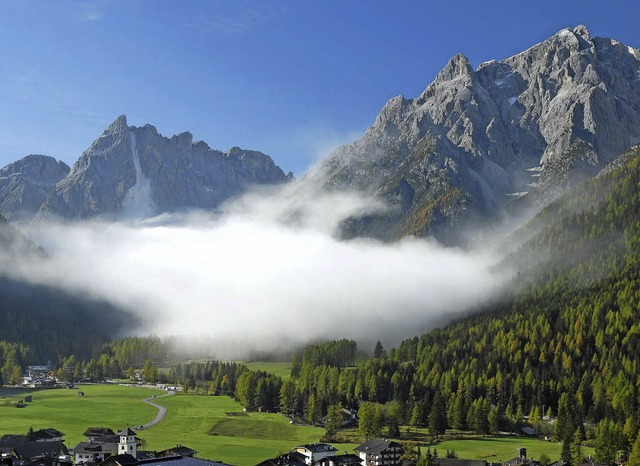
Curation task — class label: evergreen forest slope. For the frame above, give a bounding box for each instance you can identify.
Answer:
[388,146,640,434]
[275,149,640,448]
[0,215,138,378]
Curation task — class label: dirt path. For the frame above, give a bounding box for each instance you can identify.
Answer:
[141,391,174,428]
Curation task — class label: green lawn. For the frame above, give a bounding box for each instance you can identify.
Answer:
[139,394,326,465]
[0,385,163,447]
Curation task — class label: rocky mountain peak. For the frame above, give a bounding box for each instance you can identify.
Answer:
[32,117,291,221]
[105,114,129,136]
[435,53,474,82]
[0,154,70,221]
[171,131,193,148]
[563,24,590,40]
[314,25,640,244]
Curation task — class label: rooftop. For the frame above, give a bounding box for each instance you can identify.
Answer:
[354,439,402,455]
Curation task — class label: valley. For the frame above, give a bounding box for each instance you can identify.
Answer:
[1,16,640,466]
[0,383,595,465]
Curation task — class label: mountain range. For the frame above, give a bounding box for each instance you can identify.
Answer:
[2,24,640,364]
[0,115,292,222]
[1,26,639,243]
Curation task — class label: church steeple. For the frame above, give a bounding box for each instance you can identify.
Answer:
[117,428,137,457]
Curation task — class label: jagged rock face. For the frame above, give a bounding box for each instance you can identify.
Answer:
[37,115,292,220]
[315,25,640,243]
[0,155,70,221]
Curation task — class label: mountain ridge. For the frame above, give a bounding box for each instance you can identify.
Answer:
[0,115,293,221]
[314,25,640,244]
[0,154,70,221]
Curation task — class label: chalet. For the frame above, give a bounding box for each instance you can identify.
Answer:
[291,444,337,465]
[82,429,116,443]
[27,365,51,377]
[354,439,403,466]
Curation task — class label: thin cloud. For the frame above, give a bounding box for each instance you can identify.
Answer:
[78,3,106,22]
[185,2,284,36]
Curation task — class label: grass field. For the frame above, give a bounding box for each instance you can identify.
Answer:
[0,384,163,447]
[336,427,595,463]
[434,437,565,461]
[242,361,293,380]
[0,385,596,466]
[139,394,337,465]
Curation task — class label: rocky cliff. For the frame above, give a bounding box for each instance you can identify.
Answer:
[314,25,640,243]
[0,155,70,221]
[35,115,292,220]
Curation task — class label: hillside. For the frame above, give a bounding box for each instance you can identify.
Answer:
[0,217,137,382]
[258,149,640,453]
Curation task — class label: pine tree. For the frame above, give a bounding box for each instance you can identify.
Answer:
[629,432,640,466]
[561,437,572,465]
[324,403,343,441]
[572,427,584,465]
[373,341,387,359]
[429,389,447,436]
[358,402,383,440]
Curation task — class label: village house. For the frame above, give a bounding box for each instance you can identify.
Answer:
[291,444,338,465]
[0,434,70,466]
[315,454,362,466]
[70,428,141,465]
[82,430,116,444]
[255,452,308,466]
[354,439,403,466]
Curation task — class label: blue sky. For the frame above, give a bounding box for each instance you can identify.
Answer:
[1,1,639,176]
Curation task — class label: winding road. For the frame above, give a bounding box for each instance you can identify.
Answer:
[141,390,175,428]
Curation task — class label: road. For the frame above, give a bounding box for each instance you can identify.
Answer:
[141,391,175,428]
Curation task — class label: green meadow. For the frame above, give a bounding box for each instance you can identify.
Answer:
[0,385,162,447]
[0,385,596,466]
[139,394,331,465]
[242,362,293,380]
[433,437,575,461]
